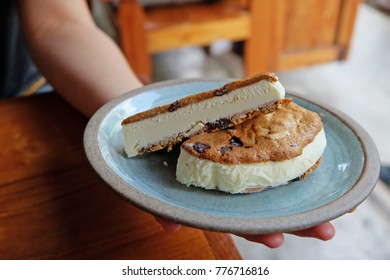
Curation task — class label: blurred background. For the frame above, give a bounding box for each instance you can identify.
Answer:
[92,0,390,259]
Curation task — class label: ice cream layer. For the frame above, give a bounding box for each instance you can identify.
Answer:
[176,128,326,194]
[122,78,285,157]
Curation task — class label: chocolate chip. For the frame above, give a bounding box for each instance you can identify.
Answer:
[229,136,243,147]
[220,146,231,155]
[193,142,210,154]
[214,86,229,96]
[168,100,182,112]
[206,118,231,131]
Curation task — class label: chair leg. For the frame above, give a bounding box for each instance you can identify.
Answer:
[244,0,281,75]
[118,0,152,84]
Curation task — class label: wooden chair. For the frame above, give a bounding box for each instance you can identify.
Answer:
[117,0,360,83]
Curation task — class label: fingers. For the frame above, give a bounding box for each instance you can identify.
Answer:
[156,215,286,249]
[238,222,335,248]
[238,233,285,248]
[154,217,182,232]
[154,214,335,249]
[289,222,336,241]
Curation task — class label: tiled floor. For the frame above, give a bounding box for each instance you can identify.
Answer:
[152,4,390,259]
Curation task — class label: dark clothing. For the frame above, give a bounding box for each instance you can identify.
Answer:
[1,0,41,98]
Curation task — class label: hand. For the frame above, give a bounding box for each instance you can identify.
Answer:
[238,222,335,248]
[155,217,182,232]
[155,217,335,248]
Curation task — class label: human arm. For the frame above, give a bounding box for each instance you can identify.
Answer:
[16,0,143,117]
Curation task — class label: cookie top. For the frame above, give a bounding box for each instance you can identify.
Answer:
[181,101,323,164]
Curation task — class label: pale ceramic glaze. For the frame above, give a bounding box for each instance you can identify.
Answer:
[84,79,380,234]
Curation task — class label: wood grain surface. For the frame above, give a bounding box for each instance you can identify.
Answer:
[118,0,360,79]
[0,93,241,260]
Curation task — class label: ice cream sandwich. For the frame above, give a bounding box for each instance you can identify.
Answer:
[176,100,326,193]
[121,72,285,157]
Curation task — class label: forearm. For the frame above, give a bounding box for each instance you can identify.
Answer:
[17,0,142,117]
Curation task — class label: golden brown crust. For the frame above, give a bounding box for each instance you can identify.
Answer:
[181,101,323,164]
[121,72,278,125]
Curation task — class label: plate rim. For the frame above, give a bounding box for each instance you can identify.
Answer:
[84,78,380,234]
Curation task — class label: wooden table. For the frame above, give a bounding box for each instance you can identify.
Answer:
[0,93,241,260]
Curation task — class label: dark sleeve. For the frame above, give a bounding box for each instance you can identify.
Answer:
[0,0,41,98]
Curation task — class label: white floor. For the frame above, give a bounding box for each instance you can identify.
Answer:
[152,4,390,259]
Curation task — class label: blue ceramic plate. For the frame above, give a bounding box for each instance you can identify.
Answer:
[84,79,380,234]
